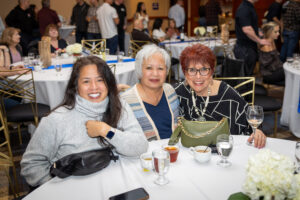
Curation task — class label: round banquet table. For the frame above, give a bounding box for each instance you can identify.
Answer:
[23,136,295,200]
[281,63,300,137]
[13,55,137,109]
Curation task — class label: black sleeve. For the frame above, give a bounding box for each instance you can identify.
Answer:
[237,8,252,27]
[70,7,75,25]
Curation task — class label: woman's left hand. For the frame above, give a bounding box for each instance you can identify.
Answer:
[86,120,111,138]
[247,129,266,149]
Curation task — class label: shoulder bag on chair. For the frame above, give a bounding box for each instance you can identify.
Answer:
[168,117,230,147]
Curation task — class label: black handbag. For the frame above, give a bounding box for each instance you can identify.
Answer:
[50,146,118,178]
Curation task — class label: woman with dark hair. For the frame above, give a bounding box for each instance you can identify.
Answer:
[175,44,266,148]
[166,18,180,39]
[21,56,148,187]
[44,24,68,54]
[152,18,166,42]
[134,2,149,33]
[1,27,22,63]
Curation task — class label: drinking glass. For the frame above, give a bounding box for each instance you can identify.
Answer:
[246,105,264,145]
[216,134,233,167]
[53,58,62,75]
[117,51,124,63]
[152,149,170,185]
[295,142,300,173]
[286,57,294,67]
[22,57,30,68]
[162,144,179,163]
[140,153,153,172]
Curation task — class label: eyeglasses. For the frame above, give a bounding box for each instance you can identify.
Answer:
[185,67,211,76]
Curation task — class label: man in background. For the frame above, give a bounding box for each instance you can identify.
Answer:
[97,0,119,55]
[205,0,222,27]
[37,0,61,36]
[168,0,185,31]
[265,0,282,25]
[71,0,89,43]
[112,0,127,52]
[5,0,38,55]
[86,0,101,39]
[234,0,270,76]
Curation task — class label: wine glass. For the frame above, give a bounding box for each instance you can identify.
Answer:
[152,149,170,185]
[295,142,300,173]
[246,105,264,145]
[216,134,233,167]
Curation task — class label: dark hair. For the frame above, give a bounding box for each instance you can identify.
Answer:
[152,18,162,31]
[59,56,122,143]
[136,2,146,14]
[180,43,215,73]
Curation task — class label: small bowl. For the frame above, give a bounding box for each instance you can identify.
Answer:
[189,146,211,163]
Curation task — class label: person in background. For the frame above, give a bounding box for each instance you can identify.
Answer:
[166,18,180,39]
[198,0,207,26]
[1,27,23,64]
[97,0,119,55]
[70,0,89,43]
[134,2,149,33]
[122,44,179,141]
[280,0,300,62]
[5,0,38,55]
[86,0,101,40]
[152,18,166,42]
[175,44,266,148]
[21,56,148,187]
[168,0,185,31]
[112,0,127,52]
[44,24,67,54]
[204,0,222,27]
[131,19,158,45]
[259,22,284,84]
[266,0,282,25]
[37,0,61,36]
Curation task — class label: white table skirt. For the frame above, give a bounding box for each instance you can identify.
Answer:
[13,55,137,109]
[281,63,300,137]
[23,136,295,200]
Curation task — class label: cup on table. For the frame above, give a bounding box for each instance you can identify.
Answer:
[286,57,294,65]
[162,144,179,163]
[117,51,124,63]
[139,153,153,172]
[189,146,211,163]
[105,48,110,56]
[22,56,30,68]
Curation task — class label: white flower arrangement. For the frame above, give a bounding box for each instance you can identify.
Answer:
[243,149,299,200]
[194,27,206,36]
[66,43,82,54]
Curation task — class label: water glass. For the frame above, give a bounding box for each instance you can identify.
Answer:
[152,149,170,185]
[105,48,110,56]
[53,58,62,75]
[216,134,233,167]
[295,142,300,173]
[117,51,124,63]
[22,57,30,68]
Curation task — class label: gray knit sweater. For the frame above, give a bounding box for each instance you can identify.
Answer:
[21,95,148,187]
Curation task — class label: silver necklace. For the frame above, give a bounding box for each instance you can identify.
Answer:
[191,87,211,121]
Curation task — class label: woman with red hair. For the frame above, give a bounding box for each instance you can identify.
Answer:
[175,44,266,149]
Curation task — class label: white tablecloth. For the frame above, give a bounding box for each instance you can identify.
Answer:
[281,63,300,137]
[59,25,76,40]
[14,55,137,109]
[23,136,295,200]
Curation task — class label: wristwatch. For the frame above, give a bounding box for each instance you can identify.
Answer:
[106,127,116,139]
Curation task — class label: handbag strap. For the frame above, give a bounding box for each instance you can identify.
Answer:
[179,117,226,139]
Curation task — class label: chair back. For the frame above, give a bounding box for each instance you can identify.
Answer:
[221,56,245,77]
[81,39,106,55]
[129,40,150,58]
[215,77,255,105]
[109,64,116,75]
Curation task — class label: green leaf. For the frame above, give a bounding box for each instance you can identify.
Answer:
[228,192,251,200]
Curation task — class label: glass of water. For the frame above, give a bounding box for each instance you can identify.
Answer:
[152,149,170,185]
[117,51,124,63]
[216,134,233,167]
[53,58,62,75]
[295,142,300,173]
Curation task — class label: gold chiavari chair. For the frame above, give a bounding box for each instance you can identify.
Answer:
[81,39,106,55]
[129,40,150,58]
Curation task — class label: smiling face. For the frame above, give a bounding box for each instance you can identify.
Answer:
[140,52,167,90]
[11,31,20,44]
[77,64,108,103]
[48,27,58,39]
[185,62,213,96]
[270,25,280,40]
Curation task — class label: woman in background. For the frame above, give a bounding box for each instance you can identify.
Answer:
[44,24,67,55]
[152,18,166,42]
[134,2,149,33]
[166,18,180,39]
[1,27,22,63]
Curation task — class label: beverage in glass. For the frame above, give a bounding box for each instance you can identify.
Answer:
[246,105,264,145]
[117,51,124,63]
[152,149,170,185]
[162,144,179,163]
[216,134,233,167]
[140,153,153,172]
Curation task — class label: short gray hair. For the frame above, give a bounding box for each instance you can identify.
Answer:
[135,44,171,79]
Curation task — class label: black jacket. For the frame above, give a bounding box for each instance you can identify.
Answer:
[70,2,89,32]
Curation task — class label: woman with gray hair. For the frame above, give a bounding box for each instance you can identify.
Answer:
[121,44,179,140]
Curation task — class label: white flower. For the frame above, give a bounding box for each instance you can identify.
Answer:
[243,149,299,200]
[66,43,82,54]
[194,27,206,36]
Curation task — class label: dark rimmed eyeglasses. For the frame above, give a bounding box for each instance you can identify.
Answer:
[185,67,211,76]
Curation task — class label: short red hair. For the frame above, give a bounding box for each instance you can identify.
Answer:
[180,43,215,74]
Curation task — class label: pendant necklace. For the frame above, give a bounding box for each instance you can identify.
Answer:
[191,87,211,121]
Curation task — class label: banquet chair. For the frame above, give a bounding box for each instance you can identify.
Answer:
[129,40,150,58]
[0,68,50,144]
[81,39,106,55]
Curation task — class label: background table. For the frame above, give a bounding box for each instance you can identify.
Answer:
[281,63,300,137]
[14,55,137,109]
[23,136,295,200]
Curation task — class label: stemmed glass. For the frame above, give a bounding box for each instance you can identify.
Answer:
[216,134,233,167]
[152,149,170,185]
[295,142,300,173]
[246,105,264,145]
